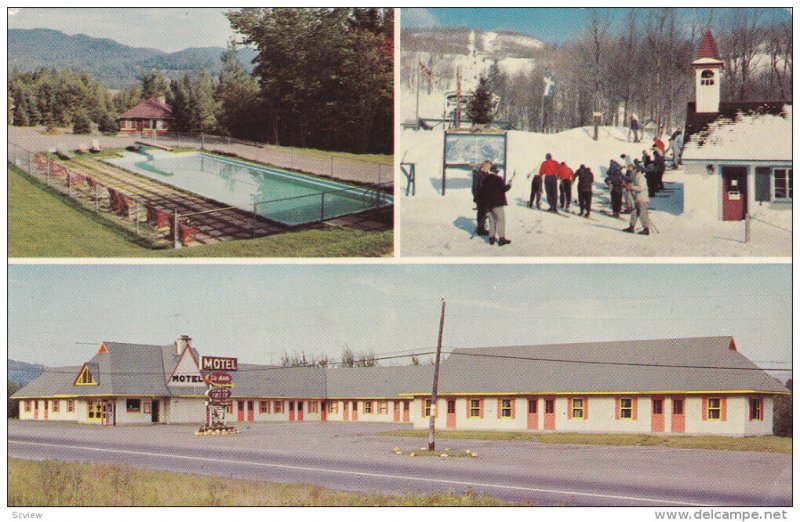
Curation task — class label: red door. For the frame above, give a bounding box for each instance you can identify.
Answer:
[297,401,303,421]
[722,167,748,221]
[527,398,538,429]
[446,399,456,428]
[237,401,244,422]
[247,401,254,422]
[671,397,685,433]
[393,401,400,422]
[543,398,555,430]
[343,401,349,421]
[403,401,410,422]
[321,401,327,422]
[351,401,358,421]
[288,401,295,421]
[43,400,48,420]
[651,397,665,433]
[34,400,39,420]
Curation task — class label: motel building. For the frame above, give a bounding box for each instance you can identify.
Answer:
[682,30,792,221]
[13,335,787,437]
[118,97,173,136]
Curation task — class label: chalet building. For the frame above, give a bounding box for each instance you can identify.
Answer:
[682,30,792,221]
[118,98,173,135]
[13,335,787,437]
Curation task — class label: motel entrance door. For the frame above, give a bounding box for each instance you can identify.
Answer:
[543,398,556,430]
[671,397,685,433]
[351,401,358,421]
[393,401,401,422]
[288,401,295,421]
[343,401,349,421]
[297,401,303,421]
[34,400,39,420]
[527,398,538,430]
[101,400,115,427]
[651,397,664,433]
[247,400,254,422]
[446,399,456,428]
[43,400,48,421]
[722,166,748,221]
[237,401,245,422]
[151,400,160,423]
[321,401,327,422]
[403,401,410,422]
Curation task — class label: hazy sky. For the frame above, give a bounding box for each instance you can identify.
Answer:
[7,264,791,382]
[402,8,792,44]
[7,8,235,52]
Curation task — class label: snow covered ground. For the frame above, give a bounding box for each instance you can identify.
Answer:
[397,126,792,257]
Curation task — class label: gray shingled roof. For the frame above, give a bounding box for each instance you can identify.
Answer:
[10,366,83,398]
[231,364,327,398]
[427,337,788,395]
[326,365,434,398]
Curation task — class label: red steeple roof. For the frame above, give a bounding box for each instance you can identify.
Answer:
[696,30,721,61]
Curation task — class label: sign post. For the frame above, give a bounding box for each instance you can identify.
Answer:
[196,356,239,436]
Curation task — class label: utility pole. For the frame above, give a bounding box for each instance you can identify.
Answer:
[428,299,446,451]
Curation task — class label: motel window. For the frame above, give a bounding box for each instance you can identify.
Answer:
[67,400,75,413]
[528,399,537,414]
[274,401,284,414]
[673,399,683,415]
[571,398,585,419]
[707,398,722,420]
[447,400,456,414]
[75,365,96,385]
[750,398,764,421]
[619,398,633,419]
[652,399,663,415]
[328,401,338,414]
[52,400,60,413]
[260,400,270,414]
[774,168,792,200]
[126,399,141,413]
[378,401,388,414]
[545,400,555,414]
[364,401,373,414]
[87,400,101,420]
[501,399,513,418]
[469,399,481,418]
[24,400,31,412]
[308,401,318,414]
[424,399,432,417]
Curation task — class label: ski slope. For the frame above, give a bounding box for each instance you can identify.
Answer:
[398,126,792,257]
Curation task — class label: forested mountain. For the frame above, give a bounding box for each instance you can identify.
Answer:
[8,360,45,387]
[8,29,256,89]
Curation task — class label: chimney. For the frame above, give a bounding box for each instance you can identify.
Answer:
[176,335,192,355]
[691,30,724,114]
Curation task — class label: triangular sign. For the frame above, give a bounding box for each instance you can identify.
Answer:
[168,348,205,387]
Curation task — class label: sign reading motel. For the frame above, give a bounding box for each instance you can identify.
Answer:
[201,356,238,371]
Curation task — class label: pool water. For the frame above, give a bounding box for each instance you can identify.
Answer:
[106,150,390,226]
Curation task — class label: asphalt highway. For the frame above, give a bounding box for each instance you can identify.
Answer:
[7,422,792,507]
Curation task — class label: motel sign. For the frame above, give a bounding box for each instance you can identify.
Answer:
[201,356,238,371]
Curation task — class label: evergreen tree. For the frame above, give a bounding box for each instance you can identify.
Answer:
[467,75,495,125]
[97,112,119,134]
[215,41,261,139]
[8,381,20,419]
[72,110,92,134]
[774,378,793,436]
[140,71,170,100]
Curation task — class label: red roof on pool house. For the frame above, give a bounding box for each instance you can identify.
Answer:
[120,98,173,120]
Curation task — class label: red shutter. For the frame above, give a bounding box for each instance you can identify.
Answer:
[497,398,502,419]
[466,398,471,417]
[615,398,620,420]
[721,397,727,421]
[479,399,484,418]
[421,399,426,417]
[511,398,516,419]
[632,398,638,420]
[567,398,573,419]
[702,397,708,420]
[584,397,589,420]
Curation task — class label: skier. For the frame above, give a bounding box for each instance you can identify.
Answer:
[669,129,684,168]
[478,163,512,246]
[630,114,640,143]
[653,149,667,192]
[620,154,635,213]
[574,164,594,218]
[538,153,561,212]
[653,136,666,155]
[623,164,651,235]
[527,172,543,209]
[642,149,656,197]
[471,160,490,236]
[604,159,625,218]
[558,161,574,210]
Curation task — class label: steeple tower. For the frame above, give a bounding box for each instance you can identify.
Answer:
[692,30,724,114]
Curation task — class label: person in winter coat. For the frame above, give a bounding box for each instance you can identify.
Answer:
[623,166,650,235]
[653,136,666,155]
[604,159,625,218]
[471,160,491,236]
[558,162,574,210]
[527,172,543,209]
[669,130,684,168]
[630,115,640,143]
[642,149,656,197]
[538,153,561,212]
[653,149,666,192]
[478,164,512,246]
[574,164,594,217]
[620,154,635,213]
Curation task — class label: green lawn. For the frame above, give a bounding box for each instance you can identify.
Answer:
[261,144,392,166]
[378,430,792,454]
[8,459,523,506]
[8,163,392,258]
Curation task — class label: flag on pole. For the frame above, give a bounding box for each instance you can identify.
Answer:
[419,61,432,77]
[543,71,556,97]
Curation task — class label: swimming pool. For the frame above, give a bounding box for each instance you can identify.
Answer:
[105,150,391,226]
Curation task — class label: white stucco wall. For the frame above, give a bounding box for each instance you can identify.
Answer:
[683,163,721,219]
[164,397,205,424]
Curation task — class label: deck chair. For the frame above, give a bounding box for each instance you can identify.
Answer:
[146,205,172,230]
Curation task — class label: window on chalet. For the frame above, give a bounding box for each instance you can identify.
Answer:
[24,400,31,412]
[469,399,481,418]
[67,400,75,413]
[528,399,537,414]
[274,401,284,414]
[52,400,60,413]
[87,400,101,420]
[378,401,388,414]
[500,399,513,418]
[308,401,319,414]
[328,401,338,414]
[570,398,585,419]
[423,399,432,418]
[364,401,373,414]
[126,399,141,413]
[75,365,97,385]
[774,168,792,200]
[260,400,270,414]
[707,398,722,420]
[750,398,764,421]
